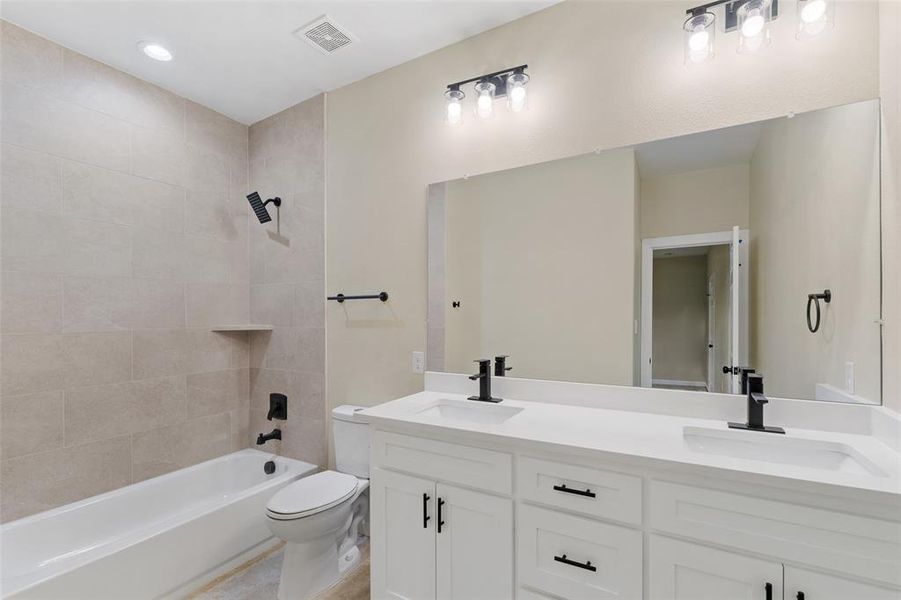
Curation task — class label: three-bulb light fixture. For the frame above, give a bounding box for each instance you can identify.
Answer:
[444,65,529,126]
[683,0,833,65]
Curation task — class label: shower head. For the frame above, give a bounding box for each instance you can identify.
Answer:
[246,191,281,224]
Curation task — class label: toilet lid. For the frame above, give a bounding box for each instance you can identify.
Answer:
[267,471,359,518]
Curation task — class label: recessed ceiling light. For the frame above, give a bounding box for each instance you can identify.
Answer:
[139,42,173,62]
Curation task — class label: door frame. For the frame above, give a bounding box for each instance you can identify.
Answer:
[640,230,748,389]
[707,273,716,393]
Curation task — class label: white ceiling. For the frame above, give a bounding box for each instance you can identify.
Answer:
[1,1,557,125]
[635,120,765,179]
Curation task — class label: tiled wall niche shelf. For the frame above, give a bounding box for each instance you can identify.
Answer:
[210,325,274,332]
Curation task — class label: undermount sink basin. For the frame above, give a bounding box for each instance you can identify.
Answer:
[683,426,886,477]
[414,398,523,425]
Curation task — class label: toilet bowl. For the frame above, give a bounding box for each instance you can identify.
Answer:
[266,406,370,600]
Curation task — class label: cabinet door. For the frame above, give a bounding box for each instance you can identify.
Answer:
[370,468,436,600]
[435,483,513,600]
[649,536,783,600]
[785,567,901,600]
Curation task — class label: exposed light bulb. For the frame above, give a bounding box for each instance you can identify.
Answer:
[741,12,765,37]
[506,70,530,112]
[474,80,495,120]
[683,11,715,65]
[139,42,173,62]
[688,30,710,51]
[801,0,826,22]
[445,87,464,126]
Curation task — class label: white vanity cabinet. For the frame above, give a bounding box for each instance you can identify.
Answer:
[368,429,901,600]
[369,433,514,600]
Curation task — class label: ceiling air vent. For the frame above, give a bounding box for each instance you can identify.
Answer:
[294,16,356,55]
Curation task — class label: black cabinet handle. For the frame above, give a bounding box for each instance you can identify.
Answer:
[422,493,430,529]
[797,593,805,600]
[553,484,596,498]
[765,582,773,600]
[437,498,446,533]
[553,554,597,572]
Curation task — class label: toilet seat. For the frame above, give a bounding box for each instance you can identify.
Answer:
[267,471,360,521]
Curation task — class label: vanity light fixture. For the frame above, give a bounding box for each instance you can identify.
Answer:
[443,65,529,126]
[682,0,831,62]
[138,41,173,62]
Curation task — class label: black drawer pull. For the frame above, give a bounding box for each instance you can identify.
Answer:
[553,484,596,498]
[797,592,805,600]
[437,498,446,533]
[765,582,773,600]
[422,493,430,528]
[554,554,596,572]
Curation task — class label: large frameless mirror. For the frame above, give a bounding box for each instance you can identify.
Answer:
[427,98,882,404]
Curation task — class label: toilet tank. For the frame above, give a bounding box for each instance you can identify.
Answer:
[332,405,370,478]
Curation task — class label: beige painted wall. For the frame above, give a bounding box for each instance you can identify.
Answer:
[749,100,881,403]
[651,255,708,383]
[443,150,637,384]
[247,95,327,467]
[640,164,750,239]
[0,22,251,521]
[325,0,880,437]
[880,1,901,413]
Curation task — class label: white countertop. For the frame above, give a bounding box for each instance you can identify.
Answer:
[360,390,901,499]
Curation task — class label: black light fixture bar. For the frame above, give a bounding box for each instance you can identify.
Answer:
[447,64,528,97]
[685,0,778,30]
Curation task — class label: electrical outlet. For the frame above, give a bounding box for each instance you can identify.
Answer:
[844,361,855,394]
[412,351,425,375]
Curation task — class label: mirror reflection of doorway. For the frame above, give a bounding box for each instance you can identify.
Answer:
[640,228,749,394]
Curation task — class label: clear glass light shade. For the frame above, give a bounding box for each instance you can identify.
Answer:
[445,88,465,126]
[737,0,772,53]
[797,0,833,39]
[474,80,496,120]
[683,12,716,65]
[506,71,529,112]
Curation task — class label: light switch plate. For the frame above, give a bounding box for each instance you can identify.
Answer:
[412,351,425,375]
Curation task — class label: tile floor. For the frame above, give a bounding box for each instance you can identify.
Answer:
[189,542,370,600]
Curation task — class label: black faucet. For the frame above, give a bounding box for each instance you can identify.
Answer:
[728,373,785,434]
[494,355,512,377]
[256,428,282,444]
[469,359,502,403]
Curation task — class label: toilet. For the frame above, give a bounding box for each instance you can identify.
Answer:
[266,405,370,600]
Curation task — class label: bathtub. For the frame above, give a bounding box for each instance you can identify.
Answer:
[1,449,316,599]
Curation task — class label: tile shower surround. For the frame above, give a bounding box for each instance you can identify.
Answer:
[0,22,326,521]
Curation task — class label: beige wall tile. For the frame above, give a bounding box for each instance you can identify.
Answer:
[186,368,249,419]
[62,217,132,277]
[133,329,187,379]
[185,188,247,242]
[0,390,64,459]
[62,331,132,387]
[183,236,236,283]
[186,101,247,162]
[132,413,231,481]
[1,271,61,334]
[59,48,184,132]
[184,144,229,193]
[185,282,249,327]
[251,283,294,326]
[0,436,131,522]
[132,228,186,280]
[1,82,130,172]
[62,276,184,332]
[294,281,325,329]
[61,160,184,232]
[1,209,66,274]
[0,143,61,213]
[1,333,64,395]
[0,21,61,93]
[65,376,186,446]
[185,329,250,373]
[131,124,187,187]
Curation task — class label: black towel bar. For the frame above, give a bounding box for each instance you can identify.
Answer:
[328,292,389,303]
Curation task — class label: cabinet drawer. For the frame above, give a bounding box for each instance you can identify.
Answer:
[517,504,642,600]
[372,431,512,494]
[516,456,642,524]
[649,480,901,587]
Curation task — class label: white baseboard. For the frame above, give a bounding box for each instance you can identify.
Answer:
[652,379,707,390]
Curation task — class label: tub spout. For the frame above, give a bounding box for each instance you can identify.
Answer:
[256,429,281,445]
